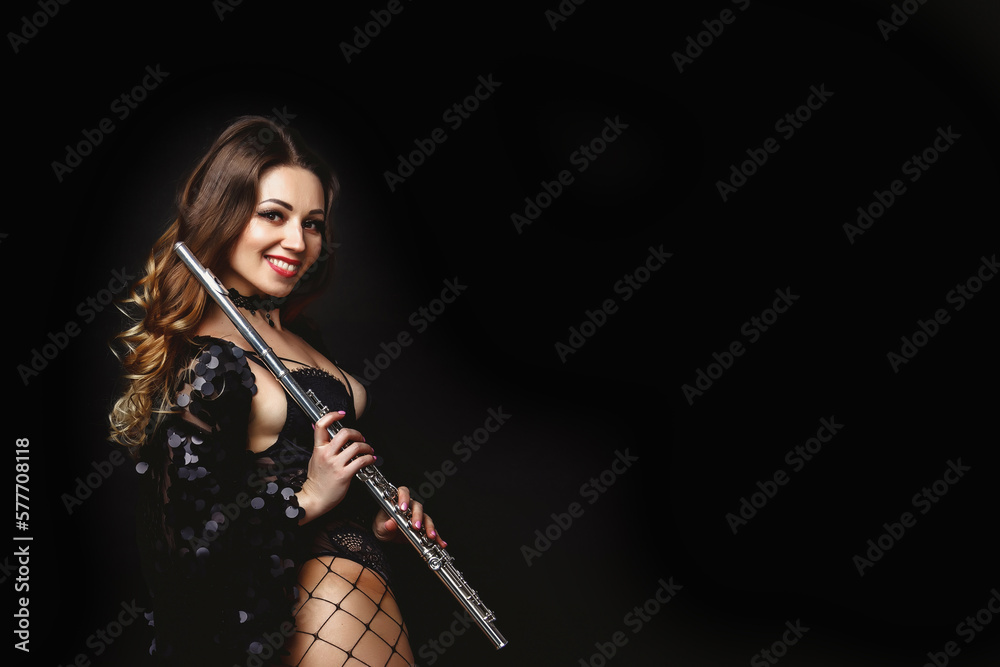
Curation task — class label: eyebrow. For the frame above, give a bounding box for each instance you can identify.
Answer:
[260,198,325,216]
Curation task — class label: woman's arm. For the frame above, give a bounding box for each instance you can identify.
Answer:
[139,339,305,660]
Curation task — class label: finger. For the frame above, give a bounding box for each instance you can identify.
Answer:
[329,427,366,453]
[341,442,376,466]
[396,486,411,513]
[409,500,425,532]
[382,516,399,535]
[312,411,347,447]
[424,515,445,546]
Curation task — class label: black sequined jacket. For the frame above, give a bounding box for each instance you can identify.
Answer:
[135,336,384,665]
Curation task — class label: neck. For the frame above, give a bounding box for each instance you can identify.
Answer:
[244,305,282,330]
[227,288,284,329]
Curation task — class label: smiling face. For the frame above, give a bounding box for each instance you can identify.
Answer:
[219,165,327,299]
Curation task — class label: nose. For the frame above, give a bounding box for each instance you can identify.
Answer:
[281,220,306,252]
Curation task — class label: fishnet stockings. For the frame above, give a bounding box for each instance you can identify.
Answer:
[285,557,414,667]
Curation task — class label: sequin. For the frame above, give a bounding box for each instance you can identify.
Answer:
[135,335,380,664]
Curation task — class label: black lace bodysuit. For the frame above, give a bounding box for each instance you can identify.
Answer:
[136,336,390,665]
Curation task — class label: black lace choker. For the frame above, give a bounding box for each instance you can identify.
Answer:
[228,288,277,327]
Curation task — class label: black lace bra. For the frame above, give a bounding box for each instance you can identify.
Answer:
[241,350,393,584]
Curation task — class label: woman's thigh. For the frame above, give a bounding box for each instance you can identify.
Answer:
[285,556,413,667]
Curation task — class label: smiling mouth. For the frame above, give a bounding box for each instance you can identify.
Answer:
[266,255,301,277]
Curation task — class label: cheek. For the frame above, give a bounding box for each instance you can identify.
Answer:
[302,236,324,271]
[231,224,264,260]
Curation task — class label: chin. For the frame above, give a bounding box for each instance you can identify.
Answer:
[264,282,297,298]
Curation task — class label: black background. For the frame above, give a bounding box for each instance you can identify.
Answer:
[5,0,999,665]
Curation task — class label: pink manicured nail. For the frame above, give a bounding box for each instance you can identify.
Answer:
[337,410,346,415]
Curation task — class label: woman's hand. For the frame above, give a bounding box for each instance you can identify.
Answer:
[373,486,447,548]
[296,411,375,524]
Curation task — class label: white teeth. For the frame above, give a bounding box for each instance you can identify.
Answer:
[267,257,298,273]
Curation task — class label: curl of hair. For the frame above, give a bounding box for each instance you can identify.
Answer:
[108,116,339,454]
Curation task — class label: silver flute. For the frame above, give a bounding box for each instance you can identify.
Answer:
[174,241,507,650]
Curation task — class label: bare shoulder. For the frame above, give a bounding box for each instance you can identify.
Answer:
[195,319,367,419]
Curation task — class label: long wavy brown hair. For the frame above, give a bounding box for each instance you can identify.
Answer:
[108,116,339,454]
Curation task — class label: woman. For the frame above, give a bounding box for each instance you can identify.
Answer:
[109,116,444,666]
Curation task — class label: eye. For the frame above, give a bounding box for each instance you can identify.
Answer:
[257,209,284,222]
[303,218,324,232]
